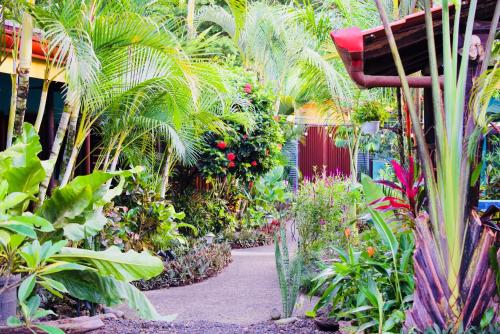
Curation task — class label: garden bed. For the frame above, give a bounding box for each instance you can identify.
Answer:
[226,229,274,249]
[90,318,332,334]
[133,242,232,291]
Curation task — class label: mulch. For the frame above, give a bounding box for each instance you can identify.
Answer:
[90,318,337,334]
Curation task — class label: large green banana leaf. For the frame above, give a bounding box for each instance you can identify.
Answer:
[52,246,163,282]
[49,270,175,321]
[36,168,138,241]
[0,124,45,199]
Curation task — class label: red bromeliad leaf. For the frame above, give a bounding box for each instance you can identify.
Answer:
[388,197,411,209]
[391,159,409,190]
[371,196,410,211]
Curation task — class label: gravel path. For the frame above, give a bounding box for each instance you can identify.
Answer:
[119,241,316,324]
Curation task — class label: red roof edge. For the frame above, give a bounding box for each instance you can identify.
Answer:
[2,23,50,61]
[330,27,363,53]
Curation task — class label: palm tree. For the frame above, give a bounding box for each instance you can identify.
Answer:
[197,1,348,115]
[33,0,99,202]
[12,0,35,138]
[37,0,233,198]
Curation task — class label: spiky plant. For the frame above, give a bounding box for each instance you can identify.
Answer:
[274,224,302,319]
[372,0,500,330]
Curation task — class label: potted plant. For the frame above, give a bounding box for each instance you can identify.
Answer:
[352,101,391,134]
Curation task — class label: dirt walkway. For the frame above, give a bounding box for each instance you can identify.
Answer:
[120,241,316,325]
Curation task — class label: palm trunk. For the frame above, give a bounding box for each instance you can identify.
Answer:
[60,145,78,186]
[187,0,196,39]
[59,104,80,184]
[159,147,174,198]
[34,79,50,132]
[13,9,34,137]
[38,94,77,204]
[103,133,126,190]
[6,74,17,147]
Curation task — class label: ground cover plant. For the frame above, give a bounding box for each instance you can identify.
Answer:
[133,240,232,291]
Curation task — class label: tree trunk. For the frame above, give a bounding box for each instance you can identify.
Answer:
[59,104,80,185]
[159,147,174,198]
[6,74,17,148]
[38,93,77,204]
[34,79,50,132]
[187,0,196,39]
[13,9,34,137]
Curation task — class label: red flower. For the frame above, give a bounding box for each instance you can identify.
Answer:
[243,134,248,140]
[228,161,236,168]
[244,83,252,94]
[273,115,281,122]
[227,152,236,161]
[248,181,254,189]
[251,160,258,167]
[216,141,227,150]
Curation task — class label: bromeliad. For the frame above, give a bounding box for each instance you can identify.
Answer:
[370,156,424,220]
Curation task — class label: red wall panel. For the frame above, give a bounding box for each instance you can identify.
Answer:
[298,126,351,180]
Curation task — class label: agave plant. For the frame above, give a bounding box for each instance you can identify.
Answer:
[274,224,302,319]
[373,0,500,330]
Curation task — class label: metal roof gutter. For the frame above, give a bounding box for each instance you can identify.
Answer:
[331,27,439,89]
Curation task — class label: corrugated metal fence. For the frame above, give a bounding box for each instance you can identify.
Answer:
[298,126,351,180]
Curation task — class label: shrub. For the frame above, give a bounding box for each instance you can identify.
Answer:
[293,174,363,260]
[224,227,274,249]
[133,241,232,290]
[175,190,238,236]
[103,173,193,252]
[309,226,415,333]
[196,70,285,182]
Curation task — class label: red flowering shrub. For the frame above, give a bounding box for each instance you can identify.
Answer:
[216,141,227,150]
[196,71,284,182]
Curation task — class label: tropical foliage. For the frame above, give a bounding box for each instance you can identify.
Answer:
[0,126,168,333]
[0,0,498,332]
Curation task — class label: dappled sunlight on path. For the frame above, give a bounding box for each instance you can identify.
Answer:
[120,237,316,325]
